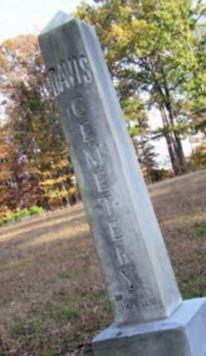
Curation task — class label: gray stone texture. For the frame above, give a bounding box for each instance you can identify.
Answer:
[39,12,206,356]
[93,298,206,356]
[38,13,182,326]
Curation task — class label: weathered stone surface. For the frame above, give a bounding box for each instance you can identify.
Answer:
[38,13,182,325]
[93,298,206,356]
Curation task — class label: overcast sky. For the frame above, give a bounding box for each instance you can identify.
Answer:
[0,0,93,43]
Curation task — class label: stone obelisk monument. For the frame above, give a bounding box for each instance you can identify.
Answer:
[39,12,206,356]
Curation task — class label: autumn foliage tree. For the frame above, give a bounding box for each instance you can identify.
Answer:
[0,35,78,213]
[0,126,16,216]
[1,0,206,215]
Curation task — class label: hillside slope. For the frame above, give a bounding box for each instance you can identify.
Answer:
[0,169,206,355]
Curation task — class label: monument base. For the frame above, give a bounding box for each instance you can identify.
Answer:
[93,298,206,356]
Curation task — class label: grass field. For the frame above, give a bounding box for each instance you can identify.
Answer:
[0,169,206,355]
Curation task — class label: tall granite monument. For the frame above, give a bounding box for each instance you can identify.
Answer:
[39,12,206,356]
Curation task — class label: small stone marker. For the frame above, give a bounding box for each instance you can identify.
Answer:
[39,12,206,356]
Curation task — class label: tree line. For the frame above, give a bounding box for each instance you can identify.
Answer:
[0,36,79,217]
[0,0,206,218]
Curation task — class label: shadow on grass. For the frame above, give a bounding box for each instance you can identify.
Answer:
[0,210,90,273]
[0,209,87,247]
[0,205,85,240]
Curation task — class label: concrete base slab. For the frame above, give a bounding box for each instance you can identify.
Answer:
[93,298,206,356]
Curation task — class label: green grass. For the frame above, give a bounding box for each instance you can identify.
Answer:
[11,318,41,347]
[53,306,80,322]
[195,224,206,237]
[0,206,44,226]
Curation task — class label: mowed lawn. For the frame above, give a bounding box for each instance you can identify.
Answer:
[0,169,206,355]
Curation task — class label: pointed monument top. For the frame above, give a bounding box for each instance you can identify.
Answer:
[40,11,73,35]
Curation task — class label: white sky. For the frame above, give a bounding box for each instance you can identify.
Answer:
[0,0,93,43]
[148,109,198,168]
[0,0,196,167]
